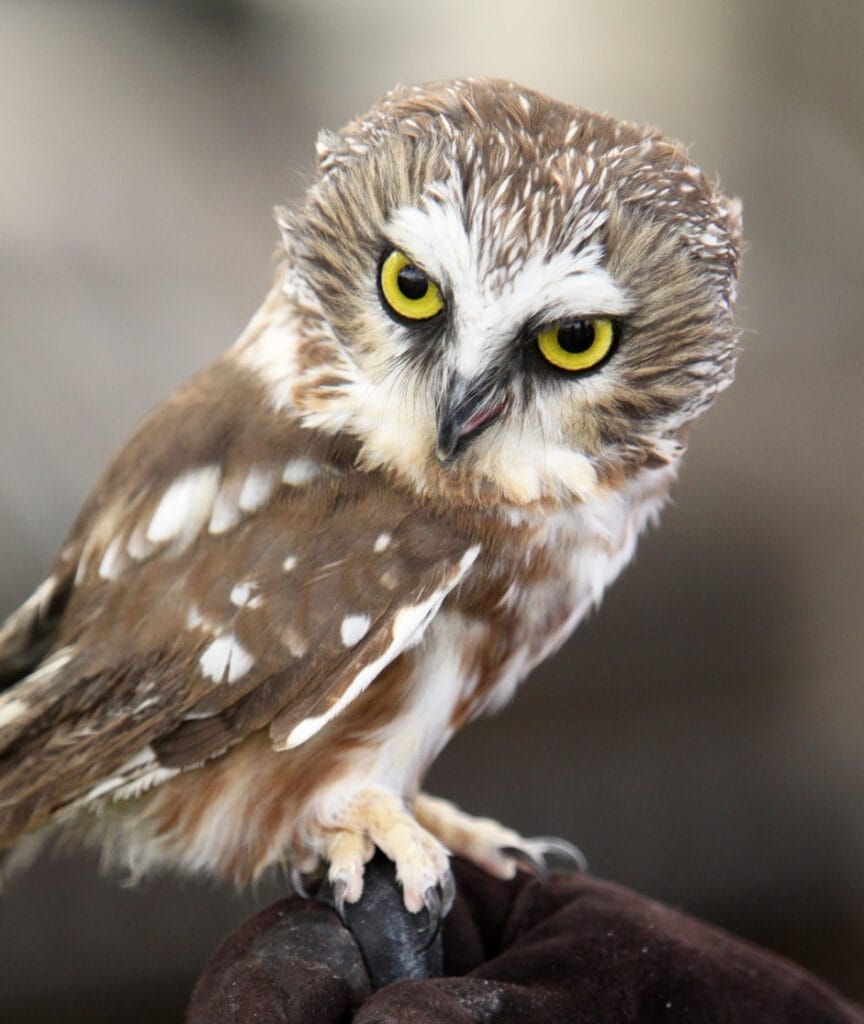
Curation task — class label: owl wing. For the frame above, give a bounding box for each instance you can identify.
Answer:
[0,386,480,844]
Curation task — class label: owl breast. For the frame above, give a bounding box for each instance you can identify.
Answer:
[309,463,677,815]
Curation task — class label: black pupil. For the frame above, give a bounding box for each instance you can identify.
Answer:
[557,320,596,353]
[397,264,429,301]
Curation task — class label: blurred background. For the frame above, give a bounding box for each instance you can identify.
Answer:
[1,0,862,1018]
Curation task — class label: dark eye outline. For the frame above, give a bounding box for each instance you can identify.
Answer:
[377,248,445,326]
[535,317,619,374]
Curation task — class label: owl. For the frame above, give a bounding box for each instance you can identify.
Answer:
[0,79,741,921]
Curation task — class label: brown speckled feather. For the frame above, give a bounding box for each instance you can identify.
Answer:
[0,355,478,844]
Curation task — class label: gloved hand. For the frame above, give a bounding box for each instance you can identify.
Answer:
[188,858,864,1023]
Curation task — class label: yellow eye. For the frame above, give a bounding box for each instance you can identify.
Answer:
[379,249,444,322]
[537,317,616,372]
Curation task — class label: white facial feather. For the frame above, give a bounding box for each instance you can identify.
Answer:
[273,158,654,504]
[386,193,632,383]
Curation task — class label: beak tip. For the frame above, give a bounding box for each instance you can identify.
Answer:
[435,384,507,469]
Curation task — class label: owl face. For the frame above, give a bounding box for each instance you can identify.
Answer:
[286,79,742,507]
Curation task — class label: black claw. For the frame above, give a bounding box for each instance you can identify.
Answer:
[421,885,441,929]
[419,885,442,950]
[440,867,456,917]
[500,844,548,878]
[331,878,348,921]
[290,865,310,899]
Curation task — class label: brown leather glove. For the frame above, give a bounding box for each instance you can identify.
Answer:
[188,859,864,1023]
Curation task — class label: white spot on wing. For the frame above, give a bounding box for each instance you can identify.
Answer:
[459,544,481,571]
[373,532,391,552]
[127,521,156,561]
[134,696,160,713]
[186,606,202,629]
[278,544,481,750]
[230,582,254,607]
[282,458,320,486]
[199,633,254,684]
[340,614,371,647]
[238,465,278,513]
[147,466,221,545]
[0,697,28,730]
[182,708,220,721]
[282,555,298,572]
[209,481,242,535]
[23,646,75,686]
[281,625,308,658]
[391,594,443,648]
[98,534,126,580]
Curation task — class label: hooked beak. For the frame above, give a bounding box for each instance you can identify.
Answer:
[436,377,508,466]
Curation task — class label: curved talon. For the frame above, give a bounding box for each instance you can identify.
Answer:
[500,835,588,878]
[530,835,589,872]
[500,843,548,878]
[440,866,456,917]
[331,877,349,921]
[420,885,443,950]
[290,864,310,898]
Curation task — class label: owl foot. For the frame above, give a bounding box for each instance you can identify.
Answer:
[414,792,587,880]
[319,788,454,922]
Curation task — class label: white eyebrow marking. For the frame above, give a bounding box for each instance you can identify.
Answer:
[386,198,631,379]
[340,614,371,647]
[199,633,254,684]
[147,466,221,544]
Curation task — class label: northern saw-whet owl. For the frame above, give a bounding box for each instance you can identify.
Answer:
[0,79,742,918]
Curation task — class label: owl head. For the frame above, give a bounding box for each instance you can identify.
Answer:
[279,78,742,508]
